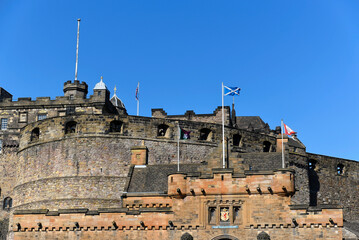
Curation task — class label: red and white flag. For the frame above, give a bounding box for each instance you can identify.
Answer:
[283,123,296,135]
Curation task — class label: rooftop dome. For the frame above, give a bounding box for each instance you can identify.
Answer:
[94,76,107,90]
[110,86,125,108]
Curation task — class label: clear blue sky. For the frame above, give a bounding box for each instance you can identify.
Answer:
[0,1,358,160]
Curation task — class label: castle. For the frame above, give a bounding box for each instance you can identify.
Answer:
[0,79,358,240]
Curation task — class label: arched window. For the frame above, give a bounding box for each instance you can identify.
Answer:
[199,128,212,141]
[30,128,40,142]
[257,231,270,240]
[181,233,193,240]
[263,141,271,152]
[3,197,12,209]
[157,124,169,137]
[65,121,77,134]
[110,120,123,133]
[233,134,241,146]
[337,163,344,175]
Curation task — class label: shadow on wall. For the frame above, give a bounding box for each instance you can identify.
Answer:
[308,159,320,206]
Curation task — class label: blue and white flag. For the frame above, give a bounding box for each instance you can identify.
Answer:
[224,86,241,96]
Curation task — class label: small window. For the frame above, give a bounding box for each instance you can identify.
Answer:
[19,112,28,123]
[263,141,271,152]
[308,159,317,170]
[199,128,212,141]
[38,114,47,121]
[208,207,216,224]
[69,94,74,100]
[1,118,8,130]
[337,163,344,175]
[3,197,12,210]
[110,120,123,133]
[31,128,40,142]
[98,91,101,96]
[65,121,77,134]
[157,124,169,137]
[233,134,241,146]
[233,206,240,223]
[0,139,2,153]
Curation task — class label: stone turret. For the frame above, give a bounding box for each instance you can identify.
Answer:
[63,80,88,99]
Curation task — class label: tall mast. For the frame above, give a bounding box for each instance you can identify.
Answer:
[74,19,81,80]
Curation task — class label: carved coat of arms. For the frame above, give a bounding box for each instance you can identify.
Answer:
[220,208,229,222]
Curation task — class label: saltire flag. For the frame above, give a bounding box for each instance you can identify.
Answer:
[224,86,241,96]
[283,123,296,135]
[180,128,191,140]
[135,82,139,101]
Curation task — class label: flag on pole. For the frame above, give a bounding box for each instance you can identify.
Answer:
[283,123,296,136]
[179,128,191,140]
[224,86,241,96]
[135,82,139,100]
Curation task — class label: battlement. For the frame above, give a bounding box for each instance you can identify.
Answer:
[167,169,295,198]
[63,80,88,99]
[152,106,232,125]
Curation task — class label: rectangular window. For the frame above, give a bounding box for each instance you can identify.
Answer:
[1,119,8,130]
[233,206,240,223]
[38,114,47,121]
[208,207,216,224]
[0,139,2,153]
[19,112,28,123]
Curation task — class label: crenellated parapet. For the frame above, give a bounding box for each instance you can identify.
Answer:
[168,169,295,198]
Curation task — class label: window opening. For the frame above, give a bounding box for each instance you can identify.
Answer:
[233,206,240,223]
[199,128,212,141]
[337,164,344,175]
[38,114,47,121]
[308,159,316,170]
[31,128,40,142]
[208,207,216,224]
[263,141,271,152]
[65,121,77,134]
[157,124,169,137]
[3,197,12,210]
[110,120,123,133]
[1,118,8,130]
[233,134,241,146]
[0,139,2,153]
[19,112,27,123]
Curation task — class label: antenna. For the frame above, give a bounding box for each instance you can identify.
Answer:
[74,19,81,80]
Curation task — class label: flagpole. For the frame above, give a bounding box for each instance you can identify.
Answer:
[137,82,140,116]
[74,19,81,81]
[222,82,225,168]
[281,119,285,168]
[177,124,180,172]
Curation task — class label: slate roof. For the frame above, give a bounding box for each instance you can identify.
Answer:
[127,164,201,193]
[288,137,306,148]
[110,94,125,109]
[236,116,268,131]
[344,221,359,237]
